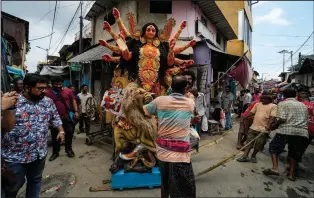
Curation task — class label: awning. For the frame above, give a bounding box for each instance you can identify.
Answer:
[205,40,227,54]
[68,41,116,63]
[6,65,25,78]
[39,65,69,76]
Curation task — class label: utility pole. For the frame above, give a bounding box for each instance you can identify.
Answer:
[290,51,293,72]
[278,50,289,73]
[79,1,83,53]
[78,1,83,87]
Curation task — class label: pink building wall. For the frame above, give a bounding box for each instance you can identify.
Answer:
[167,1,217,42]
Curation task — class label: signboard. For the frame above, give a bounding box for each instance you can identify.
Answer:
[70,63,82,71]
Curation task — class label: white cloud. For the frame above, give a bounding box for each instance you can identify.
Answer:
[254,8,290,26]
[25,3,82,72]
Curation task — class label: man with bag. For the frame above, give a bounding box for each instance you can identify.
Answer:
[46,76,79,161]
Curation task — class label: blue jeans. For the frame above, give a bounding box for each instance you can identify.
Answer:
[1,156,46,198]
[225,111,232,130]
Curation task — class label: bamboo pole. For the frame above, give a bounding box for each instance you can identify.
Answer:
[195,131,266,178]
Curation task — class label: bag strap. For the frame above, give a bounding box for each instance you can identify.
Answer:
[53,91,70,112]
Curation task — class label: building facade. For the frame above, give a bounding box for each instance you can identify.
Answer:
[69,0,254,116]
[1,11,29,73]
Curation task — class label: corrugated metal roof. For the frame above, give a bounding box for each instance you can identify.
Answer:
[68,41,116,63]
[196,1,237,40]
[85,0,118,21]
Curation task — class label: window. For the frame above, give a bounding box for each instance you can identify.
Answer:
[200,15,207,27]
[150,1,172,14]
[243,14,252,49]
[104,13,115,25]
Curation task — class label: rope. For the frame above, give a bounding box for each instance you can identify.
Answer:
[194,131,266,178]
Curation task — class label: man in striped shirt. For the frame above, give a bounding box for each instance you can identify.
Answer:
[143,76,196,198]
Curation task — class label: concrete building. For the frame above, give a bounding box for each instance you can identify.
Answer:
[68,0,254,112]
[1,11,29,72]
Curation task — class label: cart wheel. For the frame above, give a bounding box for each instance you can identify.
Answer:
[85,137,93,145]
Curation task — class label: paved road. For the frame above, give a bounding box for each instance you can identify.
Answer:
[39,121,314,197]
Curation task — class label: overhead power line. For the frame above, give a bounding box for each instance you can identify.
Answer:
[48,1,58,54]
[51,3,80,55]
[29,3,80,29]
[259,34,308,38]
[274,31,314,73]
[254,44,311,48]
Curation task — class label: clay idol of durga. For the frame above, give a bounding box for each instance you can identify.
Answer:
[100,7,195,174]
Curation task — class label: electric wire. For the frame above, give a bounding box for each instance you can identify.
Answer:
[29,3,80,29]
[51,3,80,55]
[48,1,58,54]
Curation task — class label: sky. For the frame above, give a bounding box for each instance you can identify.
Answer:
[2,1,94,73]
[2,1,314,77]
[252,1,314,80]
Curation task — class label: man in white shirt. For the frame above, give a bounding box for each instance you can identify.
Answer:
[243,89,252,112]
[77,84,93,134]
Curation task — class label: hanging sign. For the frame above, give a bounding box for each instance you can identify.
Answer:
[70,63,82,71]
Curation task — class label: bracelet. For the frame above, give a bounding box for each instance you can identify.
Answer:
[59,131,65,134]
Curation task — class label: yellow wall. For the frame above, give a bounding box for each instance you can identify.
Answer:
[226,39,244,57]
[215,1,243,36]
[243,42,252,63]
[217,0,253,63]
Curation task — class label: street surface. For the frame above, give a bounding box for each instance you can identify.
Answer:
[20,119,314,197]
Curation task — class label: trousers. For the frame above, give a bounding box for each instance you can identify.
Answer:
[1,156,46,198]
[51,117,74,154]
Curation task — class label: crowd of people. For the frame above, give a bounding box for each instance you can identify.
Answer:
[1,71,314,198]
[1,74,94,197]
[236,87,313,181]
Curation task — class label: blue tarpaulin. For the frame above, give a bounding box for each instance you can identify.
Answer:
[6,65,25,78]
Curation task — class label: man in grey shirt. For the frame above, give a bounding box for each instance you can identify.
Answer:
[221,86,234,130]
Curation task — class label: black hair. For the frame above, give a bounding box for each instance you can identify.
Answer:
[13,78,23,84]
[81,84,88,90]
[141,23,159,38]
[182,70,196,84]
[283,88,297,99]
[23,74,48,88]
[226,85,231,89]
[297,87,309,93]
[50,76,63,84]
[68,85,74,88]
[172,75,188,94]
[120,23,169,87]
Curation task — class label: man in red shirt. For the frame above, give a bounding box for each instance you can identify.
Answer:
[46,76,80,161]
[297,87,314,156]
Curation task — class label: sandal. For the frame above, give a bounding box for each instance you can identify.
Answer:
[262,168,280,176]
[237,157,250,162]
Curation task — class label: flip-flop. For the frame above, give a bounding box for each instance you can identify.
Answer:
[237,157,251,162]
[263,168,280,176]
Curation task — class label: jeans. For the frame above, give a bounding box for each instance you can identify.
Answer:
[79,113,91,134]
[51,117,74,154]
[1,156,46,198]
[225,111,232,129]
